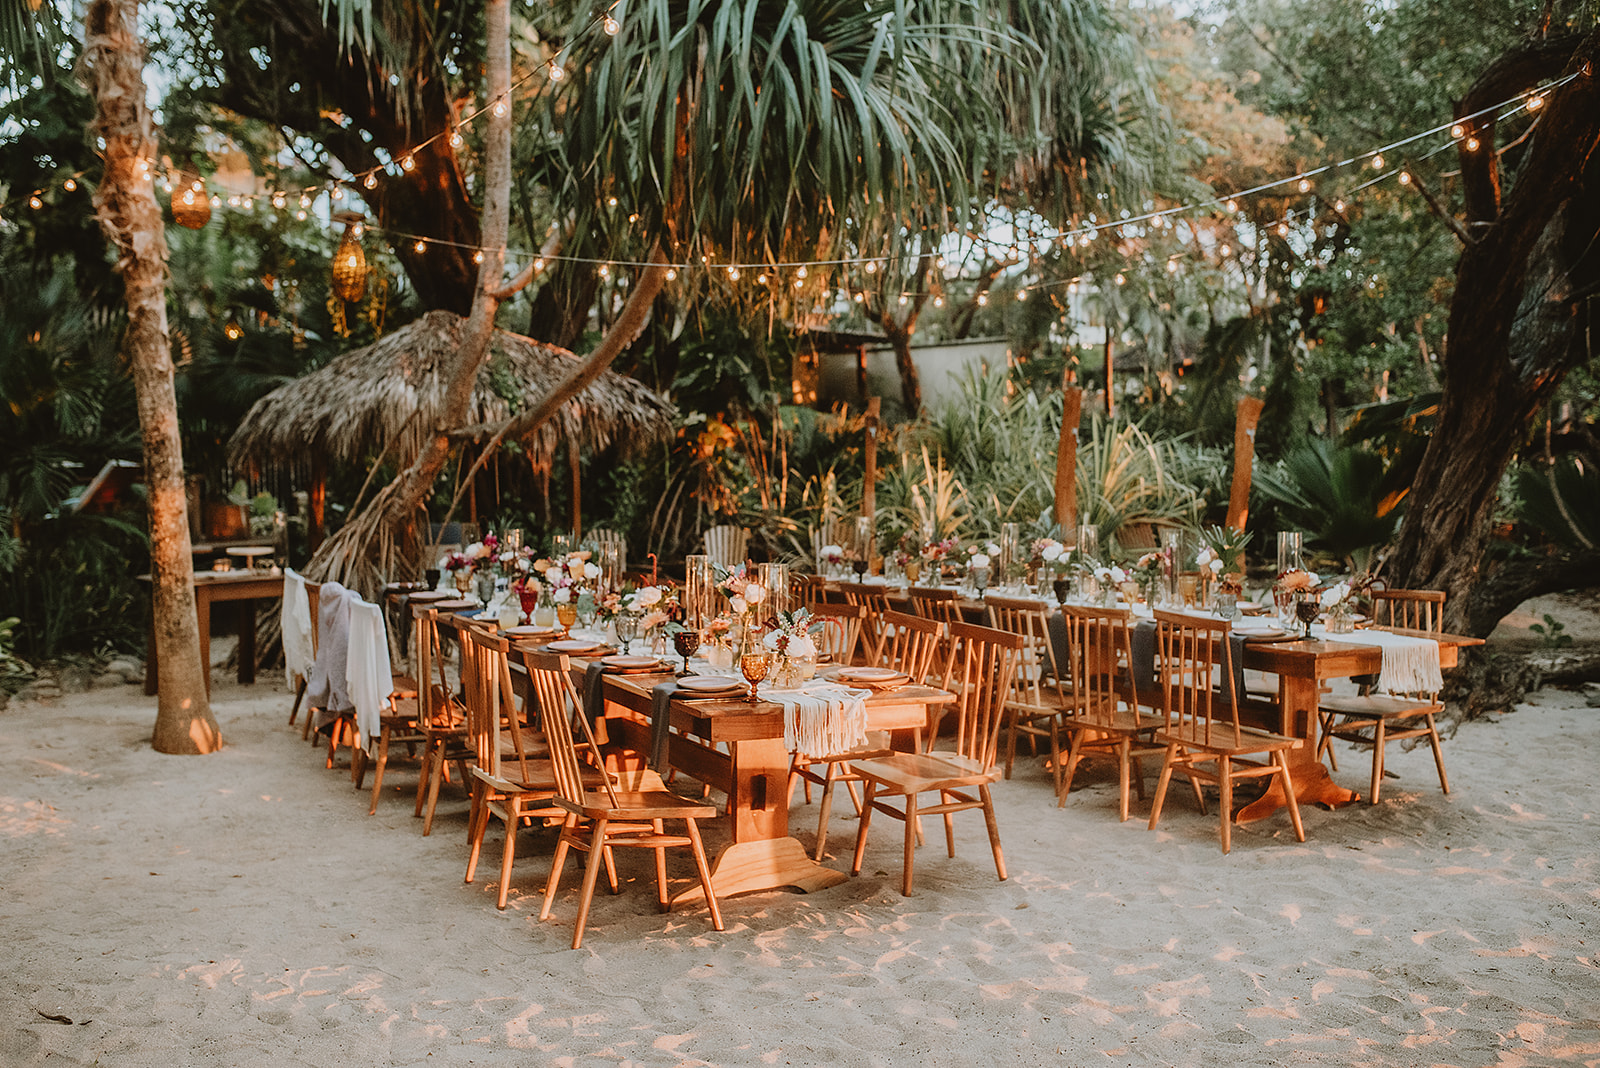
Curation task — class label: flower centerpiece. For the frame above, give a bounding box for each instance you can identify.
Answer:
[1318,574,1369,633]
[1274,565,1320,630]
[964,539,1000,593]
[1033,537,1073,601]
[1132,551,1165,605]
[818,543,845,577]
[1195,525,1253,609]
[920,535,959,582]
[762,608,822,687]
[715,564,767,653]
[1094,563,1133,605]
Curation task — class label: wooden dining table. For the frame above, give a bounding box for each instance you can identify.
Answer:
[1234,627,1482,821]
[588,667,956,902]
[141,569,285,696]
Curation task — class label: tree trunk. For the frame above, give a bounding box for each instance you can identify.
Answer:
[1389,29,1600,636]
[882,316,923,415]
[82,0,220,753]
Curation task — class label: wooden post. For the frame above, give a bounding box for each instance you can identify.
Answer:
[570,436,582,538]
[1103,312,1116,418]
[1226,397,1266,532]
[1053,385,1083,531]
[862,396,880,521]
[856,344,869,402]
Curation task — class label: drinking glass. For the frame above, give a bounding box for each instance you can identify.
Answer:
[739,650,771,702]
[576,592,597,630]
[1076,523,1099,565]
[756,563,789,617]
[1161,529,1185,607]
[1295,597,1320,638]
[555,603,578,639]
[854,516,874,565]
[998,522,1020,591]
[599,543,623,595]
[673,627,702,676]
[551,533,573,559]
[685,554,712,625]
[615,612,639,655]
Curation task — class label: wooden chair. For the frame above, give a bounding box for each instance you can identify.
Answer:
[807,601,865,666]
[1146,610,1306,853]
[877,610,944,687]
[848,621,1022,895]
[347,595,422,804]
[460,629,562,909]
[791,573,829,613]
[836,581,893,664]
[1055,607,1166,820]
[907,586,965,691]
[411,607,474,836]
[702,524,748,568]
[285,574,319,728]
[1317,588,1449,803]
[528,650,723,948]
[985,594,1070,781]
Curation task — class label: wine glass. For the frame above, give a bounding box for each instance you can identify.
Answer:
[576,592,597,630]
[852,559,869,579]
[615,612,639,654]
[555,602,578,640]
[739,650,771,702]
[1294,598,1320,638]
[673,627,702,676]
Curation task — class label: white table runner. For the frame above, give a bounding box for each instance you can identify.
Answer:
[768,683,871,756]
[1323,627,1442,693]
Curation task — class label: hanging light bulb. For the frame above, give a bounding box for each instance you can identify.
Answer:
[330,211,368,303]
[63,178,77,192]
[727,267,740,280]
[1334,199,1346,213]
[413,239,426,253]
[1068,281,1078,293]
[173,176,211,229]
[299,194,311,208]
[271,193,287,210]
[1450,123,1465,139]
[1276,222,1290,237]
[792,278,803,289]
[1114,273,1126,286]
[607,196,618,207]
[898,294,908,305]
[401,156,416,171]
[604,14,620,35]
[28,194,42,210]
[450,130,463,148]
[1297,178,1311,193]
[492,99,507,117]
[853,292,865,303]
[209,195,221,208]
[1526,93,1544,110]
[549,64,566,81]
[534,257,545,271]
[1016,290,1027,302]
[933,296,944,307]
[1166,259,1178,273]
[977,293,988,306]
[243,196,255,210]
[332,186,345,201]
[1226,198,1238,212]
[666,268,677,281]
[364,173,378,189]
[756,273,767,284]
[1220,244,1232,258]
[1371,154,1385,170]
[599,264,610,278]
[796,266,807,279]
[224,318,244,341]
[1399,171,1412,185]
[1465,137,1480,151]
[352,223,363,237]
[864,261,876,274]
[296,210,308,220]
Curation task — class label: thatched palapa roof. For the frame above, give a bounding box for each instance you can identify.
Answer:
[227,310,675,478]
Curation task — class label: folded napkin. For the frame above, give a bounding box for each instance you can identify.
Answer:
[1129,618,1246,710]
[649,681,680,771]
[771,683,870,757]
[1329,628,1443,693]
[583,660,608,727]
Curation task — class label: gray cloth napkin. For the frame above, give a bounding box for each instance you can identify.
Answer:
[583,660,608,727]
[1129,620,1247,711]
[649,681,683,772]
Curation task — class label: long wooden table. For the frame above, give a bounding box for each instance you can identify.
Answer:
[142,570,285,696]
[592,669,955,901]
[1236,627,1481,821]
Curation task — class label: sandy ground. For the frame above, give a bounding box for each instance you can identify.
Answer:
[3,669,1597,1067]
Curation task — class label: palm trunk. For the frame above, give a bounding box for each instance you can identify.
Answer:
[82,0,219,753]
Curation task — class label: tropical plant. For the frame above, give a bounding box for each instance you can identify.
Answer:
[1252,437,1407,574]
[1075,415,1202,549]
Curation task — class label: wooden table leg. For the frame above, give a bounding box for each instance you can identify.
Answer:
[196,589,212,698]
[1236,674,1358,823]
[144,611,159,696]
[238,600,257,685]
[675,735,847,903]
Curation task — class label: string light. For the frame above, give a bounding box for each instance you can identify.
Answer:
[1334,199,1346,213]
[796,266,807,278]
[933,296,944,307]
[299,194,311,208]
[1450,123,1465,139]
[1276,222,1290,237]
[1297,179,1311,193]
[550,65,565,81]
[864,261,876,273]
[450,130,463,147]
[401,156,416,171]
[364,174,378,190]
[271,193,286,209]
[28,194,42,210]
[63,178,77,192]
[1015,289,1027,301]
[727,267,740,280]
[1398,171,1412,185]
[853,292,864,303]
[1219,244,1231,257]
[666,269,677,281]
[413,239,426,253]
[1465,137,1480,151]
[1225,199,1238,212]
[1114,273,1126,286]
[898,294,908,305]
[474,250,484,263]
[1371,154,1385,169]
[492,100,507,117]
[1526,93,1544,110]
[977,293,988,305]
[603,15,620,34]
[756,273,767,284]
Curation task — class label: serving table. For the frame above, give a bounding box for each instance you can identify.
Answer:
[141,569,285,696]
[587,667,956,901]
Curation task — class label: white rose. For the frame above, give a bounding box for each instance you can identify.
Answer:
[1306,572,1320,586]
[821,544,842,560]
[552,587,572,604]
[1095,566,1113,581]
[1041,543,1063,562]
[730,594,748,615]
[970,553,991,569]
[464,541,486,558]
[1208,558,1223,574]
[1110,566,1128,583]
[986,542,1001,556]
[785,635,817,659]
[637,586,663,607]
[584,562,601,579]
[1196,548,1215,566]
[745,583,766,605]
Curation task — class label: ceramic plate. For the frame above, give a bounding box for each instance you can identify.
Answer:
[548,639,602,654]
[837,667,905,683]
[676,675,745,695]
[407,590,455,602]
[429,598,478,611]
[503,625,557,637]
[1235,625,1287,638]
[602,655,662,671]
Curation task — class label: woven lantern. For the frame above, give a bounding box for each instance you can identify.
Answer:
[331,211,368,303]
[171,179,211,230]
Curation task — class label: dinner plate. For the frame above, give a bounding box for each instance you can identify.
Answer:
[1234,625,1287,638]
[429,598,478,611]
[601,655,663,671]
[407,590,455,602]
[836,667,905,683]
[548,639,602,654]
[503,625,557,637]
[675,675,745,695]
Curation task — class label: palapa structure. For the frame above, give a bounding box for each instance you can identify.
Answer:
[229,310,675,481]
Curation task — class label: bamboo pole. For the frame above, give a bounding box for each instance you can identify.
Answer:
[1053,385,1083,531]
[862,396,881,520]
[1226,397,1266,532]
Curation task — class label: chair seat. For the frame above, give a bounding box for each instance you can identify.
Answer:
[390,673,420,698]
[1154,723,1298,755]
[1064,708,1163,736]
[850,750,1000,794]
[557,789,721,822]
[1319,693,1441,719]
[796,730,894,763]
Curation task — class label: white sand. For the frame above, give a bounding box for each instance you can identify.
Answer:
[3,676,1597,1067]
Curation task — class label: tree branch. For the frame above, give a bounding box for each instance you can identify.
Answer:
[489,221,570,301]
[1402,162,1475,246]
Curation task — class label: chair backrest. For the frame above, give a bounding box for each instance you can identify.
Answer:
[807,602,865,664]
[947,621,1024,768]
[462,628,530,782]
[836,581,893,663]
[984,594,1064,705]
[1152,608,1240,748]
[878,610,943,682]
[703,524,749,567]
[519,649,618,809]
[1061,606,1138,725]
[306,581,323,656]
[907,586,963,624]
[1370,588,1445,633]
[791,573,829,613]
[412,607,454,727]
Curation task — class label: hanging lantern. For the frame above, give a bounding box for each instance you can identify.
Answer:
[330,211,368,303]
[171,177,211,230]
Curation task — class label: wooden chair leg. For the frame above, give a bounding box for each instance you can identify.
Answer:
[653,821,670,912]
[1318,711,1339,771]
[683,818,724,931]
[464,782,490,885]
[1147,745,1178,830]
[496,803,519,909]
[1187,769,1208,815]
[1277,751,1305,842]
[901,791,918,896]
[850,781,878,876]
[421,749,447,836]
[1217,755,1233,854]
[1425,713,1450,794]
[367,726,391,815]
[1369,719,1387,805]
[540,816,577,921]
[813,764,839,861]
[1116,738,1132,822]
[979,783,1006,881]
[414,742,434,818]
[289,678,306,725]
[572,818,609,949]
[1056,730,1086,809]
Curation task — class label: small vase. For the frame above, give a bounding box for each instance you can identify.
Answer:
[904,559,921,585]
[1326,602,1355,634]
[1213,591,1239,621]
[473,571,496,606]
[1118,581,1140,606]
